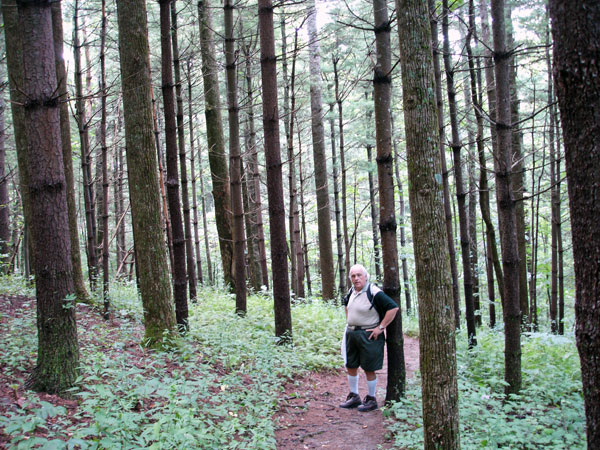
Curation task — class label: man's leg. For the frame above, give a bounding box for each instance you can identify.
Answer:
[365,370,377,397]
[340,367,362,408]
[358,370,378,412]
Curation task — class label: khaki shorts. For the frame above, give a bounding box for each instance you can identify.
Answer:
[345,328,385,371]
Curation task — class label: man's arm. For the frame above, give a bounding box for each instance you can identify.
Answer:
[367,307,398,340]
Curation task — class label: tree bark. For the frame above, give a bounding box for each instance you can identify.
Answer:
[366,144,381,282]
[307,0,335,301]
[372,0,406,403]
[159,0,188,331]
[224,0,247,314]
[116,0,176,345]
[197,0,234,290]
[172,1,197,302]
[549,1,600,446]
[490,0,522,396]
[442,0,476,346]
[0,67,8,273]
[396,0,460,446]
[258,0,292,340]
[14,0,79,394]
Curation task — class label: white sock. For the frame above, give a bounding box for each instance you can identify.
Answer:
[367,378,377,397]
[348,375,359,394]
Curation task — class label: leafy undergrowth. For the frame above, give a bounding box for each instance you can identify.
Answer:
[0,279,345,449]
[385,326,585,449]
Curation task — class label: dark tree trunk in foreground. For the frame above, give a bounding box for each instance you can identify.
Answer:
[15,0,79,394]
[396,0,460,446]
[549,1,600,446]
[307,0,335,301]
[160,0,188,330]
[0,72,8,273]
[116,0,176,345]
[372,0,405,402]
[224,0,247,314]
[51,2,89,302]
[198,0,234,290]
[491,0,522,396]
[258,0,292,340]
[172,1,197,302]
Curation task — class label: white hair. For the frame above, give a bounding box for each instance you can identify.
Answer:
[348,264,369,281]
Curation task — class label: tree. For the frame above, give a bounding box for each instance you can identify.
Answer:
[396,0,460,446]
[307,0,335,301]
[159,0,188,330]
[549,0,600,446]
[257,0,292,340]
[197,0,235,290]
[224,0,247,314]
[13,0,79,394]
[490,0,522,396]
[115,0,176,345]
[372,0,405,403]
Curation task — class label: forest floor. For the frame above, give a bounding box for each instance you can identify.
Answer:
[0,294,420,449]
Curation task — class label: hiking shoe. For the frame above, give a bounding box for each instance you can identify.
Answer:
[358,395,378,412]
[339,392,362,409]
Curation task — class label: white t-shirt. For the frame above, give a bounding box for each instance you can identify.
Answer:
[346,283,381,327]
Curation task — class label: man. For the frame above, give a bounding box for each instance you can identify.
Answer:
[339,264,399,412]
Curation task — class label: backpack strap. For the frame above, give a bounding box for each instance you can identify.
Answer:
[366,283,375,310]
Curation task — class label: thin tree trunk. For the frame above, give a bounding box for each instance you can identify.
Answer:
[15,0,79,394]
[99,0,110,318]
[396,0,460,445]
[298,137,312,296]
[50,2,89,302]
[73,0,98,289]
[116,0,176,345]
[366,145,381,282]
[442,0,476,345]
[307,0,335,300]
[172,1,197,302]
[187,68,203,285]
[198,0,234,290]
[159,0,188,330]
[224,0,247,314]
[258,0,292,340]
[372,0,406,403]
[490,0,522,396]
[0,67,8,273]
[429,0,461,328]
[330,102,345,294]
[242,36,268,289]
[198,142,213,284]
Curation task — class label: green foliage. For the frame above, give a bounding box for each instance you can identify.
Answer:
[0,283,347,449]
[386,327,585,449]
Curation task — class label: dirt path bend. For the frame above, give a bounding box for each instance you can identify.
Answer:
[275,336,420,450]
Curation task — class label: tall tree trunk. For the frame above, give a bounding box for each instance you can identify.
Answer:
[307,0,334,301]
[442,0,476,346]
[50,2,89,302]
[490,0,522,396]
[115,0,176,345]
[366,145,381,282]
[172,1,197,302]
[507,4,529,326]
[331,102,345,294]
[549,1,600,446]
[159,0,188,330]
[14,0,79,394]
[242,36,268,289]
[0,67,8,273]
[99,0,110,318]
[197,0,234,290]
[298,139,312,296]
[224,0,247,314]
[1,0,32,280]
[333,55,350,289]
[198,143,213,284]
[187,70,203,285]
[73,0,98,289]
[429,0,461,328]
[479,0,505,305]
[396,0,459,445]
[258,0,292,340]
[372,0,406,403]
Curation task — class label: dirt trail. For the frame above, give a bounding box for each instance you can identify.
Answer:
[275,336,420,450]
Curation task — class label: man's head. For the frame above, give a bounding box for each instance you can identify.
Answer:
[349,264,369,291]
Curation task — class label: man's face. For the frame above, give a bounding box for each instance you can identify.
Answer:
[350,268,367,291]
